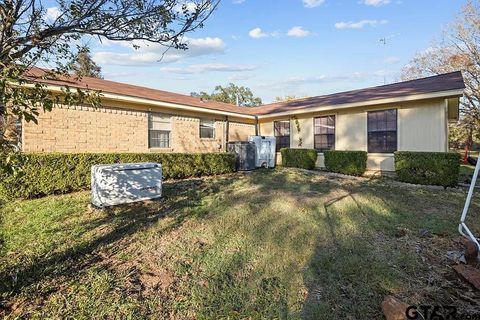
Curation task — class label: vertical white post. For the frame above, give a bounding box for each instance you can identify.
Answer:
[460,158,480,223]
[459,156,480,251]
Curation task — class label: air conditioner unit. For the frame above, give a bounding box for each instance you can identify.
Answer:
[249,136,276,168]
[91,162,162,208]
[227,141,256,171]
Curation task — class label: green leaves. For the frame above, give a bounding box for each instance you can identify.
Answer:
[280,148,318,170]
[1,0,219,170]
[0,152,236,200]
[394,151,460,187]
[191,83,262,107]
[324,151,368,176]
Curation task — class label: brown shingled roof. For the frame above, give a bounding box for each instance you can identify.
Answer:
[24,68,251,116]
[24,68,464,117]
[250,71,465,115]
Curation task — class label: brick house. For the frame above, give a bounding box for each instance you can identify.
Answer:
[20,69,465,171]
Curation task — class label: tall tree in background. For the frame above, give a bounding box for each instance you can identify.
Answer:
[191,83,262,107]
[273,95,300,102]
[0,0,219,169]
[401,1,480,148]
[69,47,103,79]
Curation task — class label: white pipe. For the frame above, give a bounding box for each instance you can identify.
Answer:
[459,156,480,251]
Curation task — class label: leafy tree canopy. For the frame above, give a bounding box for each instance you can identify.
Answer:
[0,0,218,170]
[401,1,479,148]
[68,47,103,79]
[191,83,262,107]
[273,95,300,103]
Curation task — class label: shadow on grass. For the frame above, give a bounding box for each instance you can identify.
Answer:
[1,168,477,318]
[0,177,233,300]
[300,177,477,319]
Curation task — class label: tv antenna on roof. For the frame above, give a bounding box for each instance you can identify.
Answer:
[380,37,387,85]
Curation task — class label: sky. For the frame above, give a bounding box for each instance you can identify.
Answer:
[73,0,466,103]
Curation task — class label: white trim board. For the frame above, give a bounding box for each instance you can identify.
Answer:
[255,89,464,119]
[16,82,463,121]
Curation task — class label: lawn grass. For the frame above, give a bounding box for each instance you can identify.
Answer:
[1,168,479,319]
[460,164,476,184]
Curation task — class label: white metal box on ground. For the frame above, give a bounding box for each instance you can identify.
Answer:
[248,136,276,168]
[91,162,162,208]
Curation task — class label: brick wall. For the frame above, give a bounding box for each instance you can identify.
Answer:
[229,122,256,142]
[22,105,256,153]
[171,116,224,153]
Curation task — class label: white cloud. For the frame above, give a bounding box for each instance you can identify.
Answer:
[257,72,385,91]
[248,27,280,39]
[174,2,199,13]
[334,19,388,29]
[362,0,391,6]
[287,26,311,37]
[228,74,251,81]
[302,0,325,8]
[233,0,245,3]
[93,37,226,65]
[45,6,61,21]
[160,63,258,74]
[249,27,268,39]
[384,56,400,64]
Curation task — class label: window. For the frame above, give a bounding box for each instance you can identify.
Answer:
[314,115,335,152]
[149,113,171,148]
[274,120,290,152]
[367,109,397,153]
[200,119,215,139]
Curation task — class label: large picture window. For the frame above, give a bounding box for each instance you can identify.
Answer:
[367,109,397,153]
[149,113,171,148]
[314,115,335,152]
[274,120,290,152]
[200,119,215,139]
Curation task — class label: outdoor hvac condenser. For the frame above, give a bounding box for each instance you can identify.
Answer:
[227,141,256,171]
[91,162,162,208]
[249,136,276,168]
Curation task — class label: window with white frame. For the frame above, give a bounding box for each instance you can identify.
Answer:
[149,113,171,148]
[200,119,215,139]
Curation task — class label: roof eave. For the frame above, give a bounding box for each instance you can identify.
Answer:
[256,88,465,119]
[17,82,257,120]
[101,92,256,119]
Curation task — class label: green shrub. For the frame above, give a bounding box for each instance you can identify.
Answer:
[394,151,460,187]
[280,148,318,170]
[324,151,367,176]
[0,152,236,200]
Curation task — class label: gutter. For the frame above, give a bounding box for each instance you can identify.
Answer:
[255,89,465,119]
[16,82,464,121]
[15,82,257,120]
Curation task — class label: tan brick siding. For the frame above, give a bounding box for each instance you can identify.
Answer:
[23,105,148,153]
[22,105,255,153]
[171,116,224,153]
[229,122,255,141]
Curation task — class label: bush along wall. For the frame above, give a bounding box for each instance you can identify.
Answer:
[0,152,236,200]
[280,148,318,170]
[394,151,460,188]
[324,151,368,176]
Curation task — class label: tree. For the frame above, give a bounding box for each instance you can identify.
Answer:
[273,95,300,103]
[191,83,262,107]
[69,47,103,79]
[401,1,480,148]
[0,0,218,169]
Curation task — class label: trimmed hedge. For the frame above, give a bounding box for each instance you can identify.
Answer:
[0,152,236,200]
[324,151,367,176]
[394,151,460,187]
[280,148,318,170]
